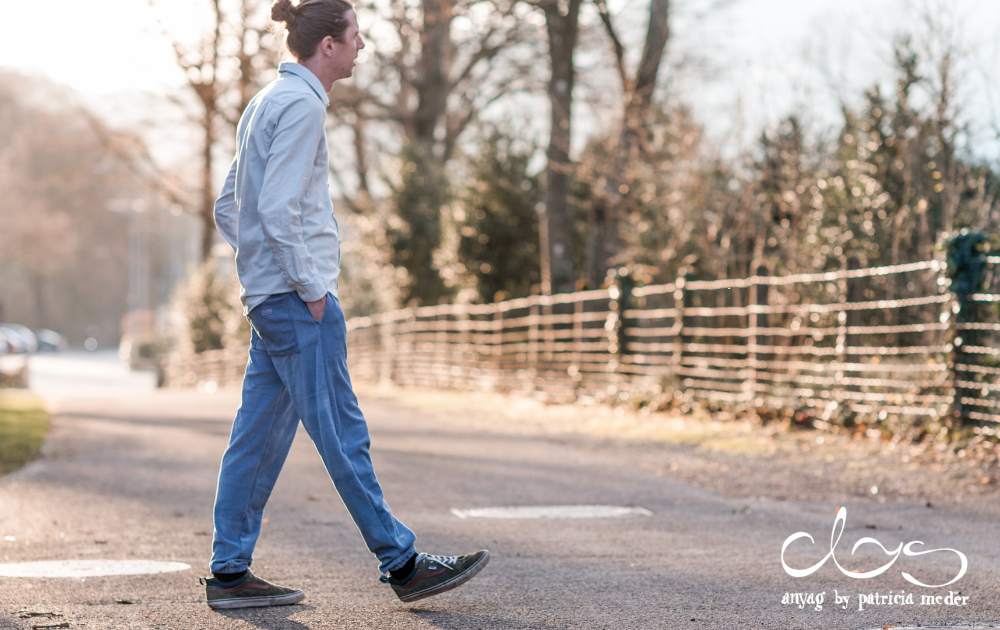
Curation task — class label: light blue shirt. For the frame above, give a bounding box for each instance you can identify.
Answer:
[215,62,340,315]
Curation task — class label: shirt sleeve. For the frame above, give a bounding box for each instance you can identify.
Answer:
[213,155,239,252]
[257,97,329,303]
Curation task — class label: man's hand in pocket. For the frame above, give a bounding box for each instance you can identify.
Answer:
[307,297,326,322]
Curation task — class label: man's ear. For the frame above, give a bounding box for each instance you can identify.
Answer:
[322,35,336,57]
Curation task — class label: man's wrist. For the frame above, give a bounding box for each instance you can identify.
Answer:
[298,284,327,304]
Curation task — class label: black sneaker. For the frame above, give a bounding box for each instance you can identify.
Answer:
[201,570,305,609]
[380,551,490,602]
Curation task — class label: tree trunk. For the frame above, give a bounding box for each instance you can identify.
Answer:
[385,0,456,306]
[193,0,223,263]
[600,0,670,279]
[353,118,371,198]
[541,0,582,295]
[200,105,216,262]
[411,0,453,146]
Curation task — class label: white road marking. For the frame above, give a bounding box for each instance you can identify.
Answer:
[450,505,653,519]
[0,560,190,577]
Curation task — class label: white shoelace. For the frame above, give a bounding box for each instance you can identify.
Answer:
[423,554,457,569]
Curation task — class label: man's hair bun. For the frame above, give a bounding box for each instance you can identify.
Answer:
[270,0,297,26]
[272,0,354,60]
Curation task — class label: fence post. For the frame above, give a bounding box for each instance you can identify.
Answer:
[844,257,864,406]
[745,275,758,411]
[752,266,771,413]
[618,271,633,357]
[492,304,503,392]
[672,272,686,384]
[457,306,471,389]
[380,315,394,387]
[948,231,987,424]
[606,270,630,357]
[541,296,554,363]
[606,269,631,401]
[570,298,584,400]
[528,298,539,393]
[833,259,850,416]
[404,310,417,388]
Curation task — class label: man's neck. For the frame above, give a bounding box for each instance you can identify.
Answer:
[298,58,333,93]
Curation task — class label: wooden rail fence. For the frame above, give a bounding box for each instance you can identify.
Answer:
[165,254,1000,427]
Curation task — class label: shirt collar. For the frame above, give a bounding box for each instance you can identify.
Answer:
[278,62,330,106]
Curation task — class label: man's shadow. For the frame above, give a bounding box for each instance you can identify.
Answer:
[214,604,314,629]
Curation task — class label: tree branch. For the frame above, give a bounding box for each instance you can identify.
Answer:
[81,108,195,211]
[594,0,628,91]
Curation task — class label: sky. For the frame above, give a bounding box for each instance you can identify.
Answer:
[1,0,998,156]
[669,0,1000,155]
[1,0,187,96]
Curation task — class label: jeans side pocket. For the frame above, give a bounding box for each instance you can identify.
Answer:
[248,294,300,356]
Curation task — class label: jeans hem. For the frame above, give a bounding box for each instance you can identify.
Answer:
[382,545,417,574]
[210,562,250,574]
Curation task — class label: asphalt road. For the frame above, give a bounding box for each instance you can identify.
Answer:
[1,354,999,629]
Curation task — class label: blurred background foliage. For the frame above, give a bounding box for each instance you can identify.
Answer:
[388,141,453,307]
[0,71,195,348]
[169,260,248,356]
[1,1,997,357]
[456,126,543,303]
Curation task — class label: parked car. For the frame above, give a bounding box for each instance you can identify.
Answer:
[0,326,28,353]
[1,324,37,353]
[34,329,67,352]
[0,327,28,387]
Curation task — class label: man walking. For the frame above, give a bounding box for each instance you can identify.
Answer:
[202,0,489,609]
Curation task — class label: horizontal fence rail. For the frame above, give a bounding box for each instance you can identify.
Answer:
[339,258,969,424]
[166,253,1000,427]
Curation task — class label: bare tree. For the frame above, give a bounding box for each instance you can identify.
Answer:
[0,73,138,342]
[82,109,195,213]
[536,0,583,295]
[327,0,541,305]
[592,0,671,281]
[333,0,537,172]
[149,0,280,262]
[0,169,78,327]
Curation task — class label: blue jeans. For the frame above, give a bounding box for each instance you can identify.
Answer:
[211,292,416,575]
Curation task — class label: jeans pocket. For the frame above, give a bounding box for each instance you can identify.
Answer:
[249,294,300,356]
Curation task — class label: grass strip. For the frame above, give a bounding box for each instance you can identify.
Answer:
[0,391,49,476]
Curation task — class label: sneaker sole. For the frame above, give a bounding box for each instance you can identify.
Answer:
[398,551,491,602]
[208,590,306,610]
